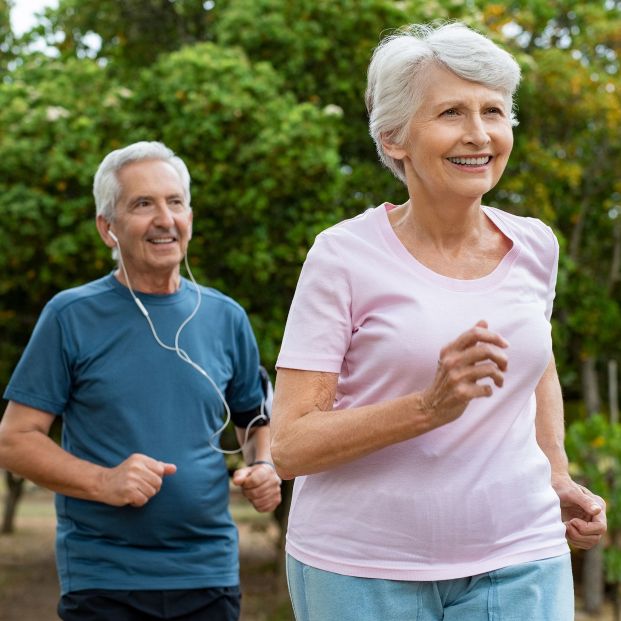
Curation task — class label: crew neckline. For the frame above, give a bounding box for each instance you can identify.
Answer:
[106,272,193,305]
[377,203,521,292]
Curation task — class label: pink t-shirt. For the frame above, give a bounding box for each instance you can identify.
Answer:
[276,203,569,580]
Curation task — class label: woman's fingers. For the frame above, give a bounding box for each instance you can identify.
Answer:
[427,322,509,423]
[441,322,510,357]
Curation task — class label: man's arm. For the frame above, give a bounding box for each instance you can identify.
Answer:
[0,401,176,507]
[232,424,281,513]
[535,355,607,549]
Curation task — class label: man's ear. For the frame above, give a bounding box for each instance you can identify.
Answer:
[96,215,116,248]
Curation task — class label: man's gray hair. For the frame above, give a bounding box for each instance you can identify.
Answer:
[93,141,192,221]
[366,22,521,184]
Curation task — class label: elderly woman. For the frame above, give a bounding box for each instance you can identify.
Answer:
[271,22,606,621]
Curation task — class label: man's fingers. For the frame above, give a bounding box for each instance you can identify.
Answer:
[232,467,251,487]
[128,488,152,508]
[161,463,177,476]
[105,454,176,507]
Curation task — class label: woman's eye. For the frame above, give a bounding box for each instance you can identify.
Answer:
[442,108,459,116]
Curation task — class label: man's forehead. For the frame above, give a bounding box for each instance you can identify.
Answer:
[117,159,185,196]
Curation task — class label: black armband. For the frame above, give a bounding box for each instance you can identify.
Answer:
[232,405,268,428]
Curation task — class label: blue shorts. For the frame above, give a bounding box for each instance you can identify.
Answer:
[286,553,573,620]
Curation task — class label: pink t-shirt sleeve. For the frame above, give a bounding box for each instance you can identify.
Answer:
[276,233,352,373]
[541,222,559,322]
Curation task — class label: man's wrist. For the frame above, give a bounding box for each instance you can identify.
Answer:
[250,459,276,471]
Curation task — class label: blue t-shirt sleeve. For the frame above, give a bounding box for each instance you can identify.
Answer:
[4,302,72,415]
[226,309,263,427]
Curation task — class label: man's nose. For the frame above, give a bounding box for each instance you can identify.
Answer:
[152,203,176,227]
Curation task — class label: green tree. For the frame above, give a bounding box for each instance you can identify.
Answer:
[123,42,344,362]
[34,0,215,69]
[0,0,14,71]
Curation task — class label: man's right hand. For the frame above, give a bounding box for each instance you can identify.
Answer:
[98,453,177,507]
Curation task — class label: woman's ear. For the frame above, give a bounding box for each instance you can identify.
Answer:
[381,132,407,160]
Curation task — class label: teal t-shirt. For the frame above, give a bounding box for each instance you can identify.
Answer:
[4,274,263,594]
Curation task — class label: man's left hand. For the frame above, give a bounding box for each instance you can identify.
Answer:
[232,463,282,513]
[553,475,607,549]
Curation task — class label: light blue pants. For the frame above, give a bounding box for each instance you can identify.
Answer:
[286,553,574,620]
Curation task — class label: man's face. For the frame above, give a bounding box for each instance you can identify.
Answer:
[102,159,193,290]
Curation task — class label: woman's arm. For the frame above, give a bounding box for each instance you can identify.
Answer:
[535,355,607,549]
[271,320,508,479]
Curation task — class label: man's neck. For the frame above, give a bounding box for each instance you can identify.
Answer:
[114,267,181,294]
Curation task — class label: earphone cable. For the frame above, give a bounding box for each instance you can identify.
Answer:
[115,244,266,455]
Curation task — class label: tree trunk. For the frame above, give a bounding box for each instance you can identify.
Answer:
[607,221,621,295]
[610,360,619,425]
[579,356,605,613]
[274,479,293,596]
[582,356,601,415]
[582,544,605,614]
[613,549,621,621]
[1,470,25,534]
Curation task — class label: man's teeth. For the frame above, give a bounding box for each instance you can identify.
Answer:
[150,238,175,244]
[448,156,491,166]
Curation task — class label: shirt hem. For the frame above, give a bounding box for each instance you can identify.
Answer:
[276,355,342,373]
[285,541,570,581]
[60,574,240,596]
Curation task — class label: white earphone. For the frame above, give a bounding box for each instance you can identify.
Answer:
[109,230,268,454]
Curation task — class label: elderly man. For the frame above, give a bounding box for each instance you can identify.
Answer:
[0,141,281,621]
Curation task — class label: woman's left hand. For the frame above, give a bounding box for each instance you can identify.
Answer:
[552,475,607,549]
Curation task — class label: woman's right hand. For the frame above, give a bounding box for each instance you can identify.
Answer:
[418,320,509,428]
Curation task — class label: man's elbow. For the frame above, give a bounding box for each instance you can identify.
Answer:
[0,429,20,473]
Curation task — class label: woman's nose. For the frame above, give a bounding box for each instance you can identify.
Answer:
[462,115,491,147]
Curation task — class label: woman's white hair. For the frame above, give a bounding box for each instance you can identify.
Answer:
[366,22,521,184]
[93,141,192,221]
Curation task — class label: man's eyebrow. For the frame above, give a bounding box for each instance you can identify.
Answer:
[127,195,153,205]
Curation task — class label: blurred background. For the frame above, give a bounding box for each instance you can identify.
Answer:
[0,0,620,619]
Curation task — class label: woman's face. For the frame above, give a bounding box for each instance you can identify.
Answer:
[386,64,514,202]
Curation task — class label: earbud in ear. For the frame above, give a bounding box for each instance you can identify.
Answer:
[109,231,118,244]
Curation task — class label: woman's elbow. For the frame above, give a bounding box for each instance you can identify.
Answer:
[270,429,297,480]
